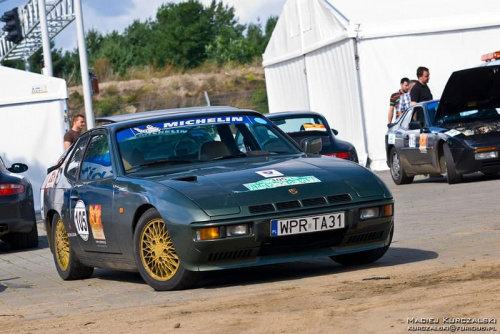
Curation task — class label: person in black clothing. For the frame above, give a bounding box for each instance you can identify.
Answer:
[410,66,433,105]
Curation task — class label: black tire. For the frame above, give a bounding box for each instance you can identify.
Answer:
[52,214,94,280]
[133,208,200,291]
[5,222,39,250]
[443,144,462,184]
[389,148,414,185]
[331,226,393,266]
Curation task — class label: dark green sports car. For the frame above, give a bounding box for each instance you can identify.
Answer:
[41,107,394,291]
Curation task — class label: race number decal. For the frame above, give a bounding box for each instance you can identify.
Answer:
[409,134,416,148]
[388,133,396,145]
[419,134,428,153]
[74,200,89,241]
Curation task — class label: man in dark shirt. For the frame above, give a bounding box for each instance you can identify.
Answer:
[64,114,86,149]
[410,66,433,105]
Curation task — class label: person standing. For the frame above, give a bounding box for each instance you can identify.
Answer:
[410,66,433,105]
[64,114,86,149]
[388,77,410,124]
[397,79,417,116]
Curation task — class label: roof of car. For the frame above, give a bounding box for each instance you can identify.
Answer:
[267,111,325,119]
[95,106,247,124]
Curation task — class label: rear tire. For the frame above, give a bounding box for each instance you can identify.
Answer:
[389,148,414,185]
[331,226,393,266]
[133,208,200,291]
[4,222,39,250]
[443,144,462,184]
[52,214,94,280]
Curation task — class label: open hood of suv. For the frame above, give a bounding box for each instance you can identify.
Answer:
[435,64,500,121]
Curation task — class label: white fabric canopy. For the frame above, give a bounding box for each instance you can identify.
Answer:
[0,66,69,211]
[264,0,500,169]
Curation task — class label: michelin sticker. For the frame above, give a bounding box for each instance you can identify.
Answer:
[388,134,396,145]
[445,129,462,137]
[74,200,89,241]
[256,170,283,178]
[409,134,416,148]
[243,176,321,191]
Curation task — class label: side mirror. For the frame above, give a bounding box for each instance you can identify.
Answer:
[331,129,339,136]
[9,163,28,173]
[409,121,422,130]
[301,137,322,154]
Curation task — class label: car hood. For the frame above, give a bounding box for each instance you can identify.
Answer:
[435,64,500,121]
[150,156,390,217]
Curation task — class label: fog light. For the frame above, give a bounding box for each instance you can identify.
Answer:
[196,227,220,240]
[360,207,380,220]
[226,224,249,237]
[475,151,498,160]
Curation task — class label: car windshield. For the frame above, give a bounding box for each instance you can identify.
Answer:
[116,114,301,173]
[272,116,328,133]
[435,107,500,125]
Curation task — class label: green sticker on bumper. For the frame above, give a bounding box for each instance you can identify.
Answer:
[243,176,321,191]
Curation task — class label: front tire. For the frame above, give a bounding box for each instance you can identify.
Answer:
[133,208,200,291]
[389,148,414,185]
[443,144,462,184]
[331,226,393,266]
[52,214,94,280]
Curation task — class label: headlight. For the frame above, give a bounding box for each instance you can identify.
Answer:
[226,224,249,237]
[360,204,393,220]
[196,224,250,241]
[475,150,498,160]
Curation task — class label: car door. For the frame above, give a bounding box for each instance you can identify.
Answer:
[401,107,434,167]
[70,132,121,253]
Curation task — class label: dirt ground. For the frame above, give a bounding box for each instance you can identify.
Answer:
[2,260,499,333]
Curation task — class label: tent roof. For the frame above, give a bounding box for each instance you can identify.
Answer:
[263,0,500,67]
[0,66,67,105]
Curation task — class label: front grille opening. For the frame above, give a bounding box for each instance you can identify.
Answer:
[276,200,301,210]
[207,249,253,262]
[249,204,275,214]
[346,231,384,245]
[327,194,352,204]
[302,197,327,206]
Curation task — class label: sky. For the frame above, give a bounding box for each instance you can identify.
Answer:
[0,0,286,51]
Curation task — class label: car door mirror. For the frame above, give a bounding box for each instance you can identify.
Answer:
[301,137,322,154]
[409,121,421,130]
[8,163,28,173]
[331,128,339,136]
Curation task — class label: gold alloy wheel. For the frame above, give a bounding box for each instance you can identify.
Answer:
[54,218,70,271]
[140,218,180,281]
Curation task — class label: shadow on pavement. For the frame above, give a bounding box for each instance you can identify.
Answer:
[198,247,438,290]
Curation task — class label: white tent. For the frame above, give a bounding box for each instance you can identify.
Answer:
[0,66,69,211]
[263,0,500,169]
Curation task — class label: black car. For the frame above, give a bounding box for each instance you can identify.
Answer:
[0,155,38,249]
[386,53,500,184]
[267,111,359,162]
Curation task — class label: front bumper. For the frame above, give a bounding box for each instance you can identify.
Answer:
[170,200,394,271]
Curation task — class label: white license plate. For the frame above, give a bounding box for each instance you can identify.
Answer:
[270,212,345,237]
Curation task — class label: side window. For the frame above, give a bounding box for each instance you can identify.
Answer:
[80,134,113,181]
[400,108,414,129]
[412,107,426,127]
[65,136,90,180]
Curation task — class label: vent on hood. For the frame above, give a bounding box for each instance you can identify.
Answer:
[248,194,352,214]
